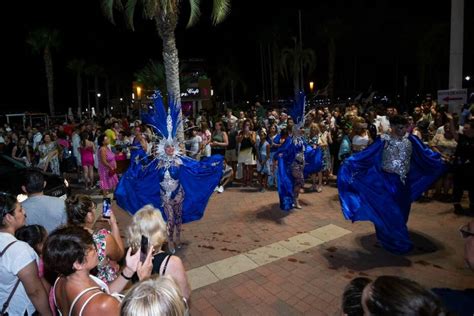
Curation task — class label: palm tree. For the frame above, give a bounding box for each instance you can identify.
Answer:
[215,64,247,106]
[67,59,86,115]
[321,18,347,100]
[135,59,192,93]
[26,28,60,116]
[280,37,316,98]
[84,64,105,115]
[135,60,168,92]
[100,0,230,140]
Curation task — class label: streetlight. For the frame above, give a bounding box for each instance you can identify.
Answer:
[309,81,314,93]
[136,86,142,100]
[97,93,101,98]
[465,76,471,81]
[120,97,123,101]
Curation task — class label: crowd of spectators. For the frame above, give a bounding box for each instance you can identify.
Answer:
[1,97,474,315]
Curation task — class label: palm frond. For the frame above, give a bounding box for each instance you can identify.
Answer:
[67,59,86,73]
[135,59,167,91]
[114,0,125,11]
[124,0,138,30]
[212,0,230,25]
[159,0,178,19]
[26,28,61,53]
[142,0,158,19]
[211,0,230,25]
[100,0,117,24]
[186,0,201,28]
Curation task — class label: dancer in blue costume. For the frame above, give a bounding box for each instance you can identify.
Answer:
[338,115,446,254]
[115,92,223,253]
[129,124,148,162]
[274,93,322,211]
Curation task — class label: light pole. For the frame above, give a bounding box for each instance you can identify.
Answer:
[97,93,102,116]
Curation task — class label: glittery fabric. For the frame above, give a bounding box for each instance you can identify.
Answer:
[162,186,184,242]
[291,151,305,193]
[382,135,413,184]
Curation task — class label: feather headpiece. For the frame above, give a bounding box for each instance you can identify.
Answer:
[141,91,182,156]
[289,91,306,132]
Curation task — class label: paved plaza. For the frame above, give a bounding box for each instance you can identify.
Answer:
[93,182,474,315]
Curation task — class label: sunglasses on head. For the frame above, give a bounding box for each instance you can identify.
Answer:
[459,224,474,239]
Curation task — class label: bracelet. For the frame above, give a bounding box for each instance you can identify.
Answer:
[121,271,133,280]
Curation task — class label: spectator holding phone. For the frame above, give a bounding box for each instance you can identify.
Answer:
[66,195,125,284]
[127,205,191,301]
[44,226,153,316]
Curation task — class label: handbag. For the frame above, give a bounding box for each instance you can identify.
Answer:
[0,241,20,316]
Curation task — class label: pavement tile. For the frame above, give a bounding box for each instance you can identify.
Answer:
[308,223,352,242]
[277,233,325,253]
[193,297,212,312]
[187,265,219,290]
[245,242,294,265]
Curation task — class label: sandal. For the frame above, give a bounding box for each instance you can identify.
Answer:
[168,241,176,254]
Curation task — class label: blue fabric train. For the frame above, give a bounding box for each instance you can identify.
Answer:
[115,155,222,223]
[115,92,223,224]
[337,135,446,254]
[274,92,323,211]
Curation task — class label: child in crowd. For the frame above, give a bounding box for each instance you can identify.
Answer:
[15,225,56,315]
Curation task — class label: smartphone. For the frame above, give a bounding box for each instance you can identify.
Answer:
[140,235,149,263]
[102,198,112,219]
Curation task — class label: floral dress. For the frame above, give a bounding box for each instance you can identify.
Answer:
[37,142,60,175]
[93,228,119,283]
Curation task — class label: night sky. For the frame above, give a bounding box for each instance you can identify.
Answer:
[1,0,473,114]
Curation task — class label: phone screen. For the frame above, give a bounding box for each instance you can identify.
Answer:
[102,198,112,219]
[140,235,149,263]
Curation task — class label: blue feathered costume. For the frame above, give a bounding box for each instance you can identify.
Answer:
[115,93,223,239]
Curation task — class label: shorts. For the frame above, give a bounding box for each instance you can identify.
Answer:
[225,149,237,162]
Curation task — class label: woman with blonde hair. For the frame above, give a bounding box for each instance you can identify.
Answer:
[127,205,191,300]
[121,276,187,316]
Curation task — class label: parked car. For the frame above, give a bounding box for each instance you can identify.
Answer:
[0,154,70,201]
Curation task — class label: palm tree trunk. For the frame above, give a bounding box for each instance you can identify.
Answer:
[43,47,55,116]
[76,72,82,116]
[105,76,110,113]
[328,37,336,100]
[155,17,183,141]
[293,74,300,99]
[94,75,100,115]
[272,42,279,102]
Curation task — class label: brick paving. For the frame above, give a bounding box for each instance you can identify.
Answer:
[90,180,474,315]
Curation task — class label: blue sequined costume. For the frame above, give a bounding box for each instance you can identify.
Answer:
[115,93,223,236]
[274,93,323,211]
[338,134,446,254]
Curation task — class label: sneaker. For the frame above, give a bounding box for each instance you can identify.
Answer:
[259,188,266,193]
[214,186,219,192]
[217,186,224,193]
